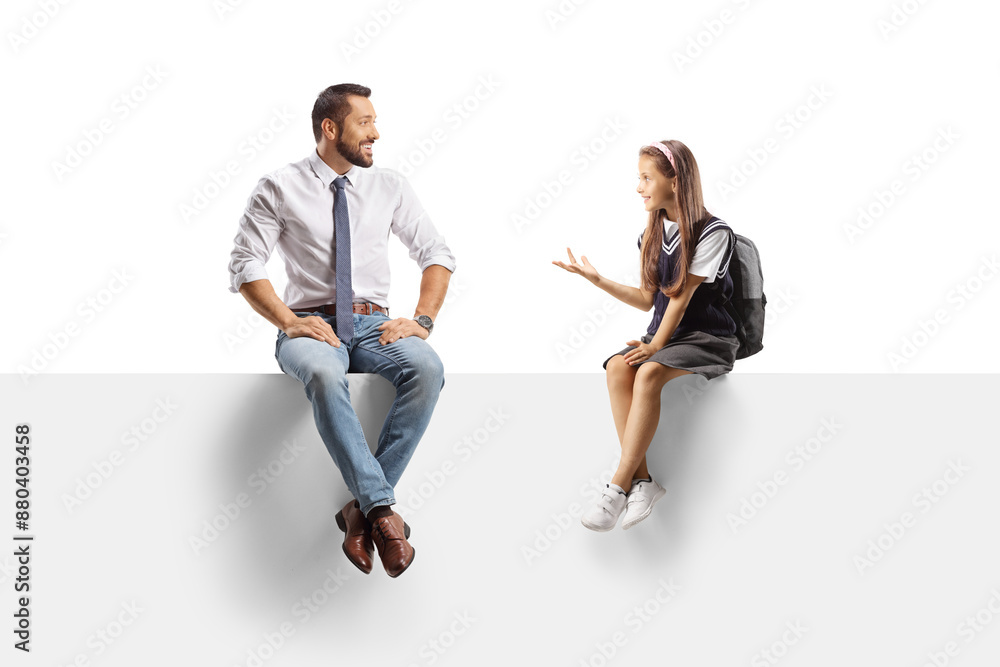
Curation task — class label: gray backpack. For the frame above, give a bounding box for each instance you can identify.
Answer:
[721,231,766,359]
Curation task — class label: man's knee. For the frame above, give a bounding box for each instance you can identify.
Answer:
[300,364,350,401]
[399,338,445,390]
[277,341,349,393]
[306,361,348,383]
[416,346,445,391]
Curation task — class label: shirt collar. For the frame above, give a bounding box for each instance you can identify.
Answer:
[307,149,364,189]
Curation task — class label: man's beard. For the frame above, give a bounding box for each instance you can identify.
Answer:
[336,132,373,168]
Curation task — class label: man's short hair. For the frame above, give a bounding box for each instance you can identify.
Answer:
[312,83,372,143]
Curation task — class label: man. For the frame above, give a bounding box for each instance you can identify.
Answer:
[228,83,455,578]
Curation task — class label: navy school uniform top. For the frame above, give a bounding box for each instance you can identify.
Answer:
[640,216,738,339]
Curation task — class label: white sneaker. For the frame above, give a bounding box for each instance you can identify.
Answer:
[581,483,628,532]
[622,478,666,530]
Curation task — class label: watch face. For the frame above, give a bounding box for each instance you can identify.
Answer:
[416,315,433,331]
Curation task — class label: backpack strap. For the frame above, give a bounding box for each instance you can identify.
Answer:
[699,219,735,293]
[718,230,748,346]
[697,220,746,344]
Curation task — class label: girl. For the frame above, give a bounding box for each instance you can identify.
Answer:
[553,139,739,531]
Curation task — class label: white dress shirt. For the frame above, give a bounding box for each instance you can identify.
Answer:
[228,150,456,311]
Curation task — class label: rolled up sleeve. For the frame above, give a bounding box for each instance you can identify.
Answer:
[390,175,456,274]
[228,177,284,293]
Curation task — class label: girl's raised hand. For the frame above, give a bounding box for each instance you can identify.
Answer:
[552,248,599,283]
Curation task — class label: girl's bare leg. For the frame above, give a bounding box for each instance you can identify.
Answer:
[611,362,691,489]
[605,355,652,480]
[606,355,636,442]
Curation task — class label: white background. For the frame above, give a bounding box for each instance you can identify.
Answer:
[3,0,998,375]
[4,2,1000,664]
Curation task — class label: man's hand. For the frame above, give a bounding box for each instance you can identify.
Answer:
[377,318,429,345]
[284,315,341,347]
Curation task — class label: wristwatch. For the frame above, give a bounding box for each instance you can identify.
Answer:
[414,315,434,335]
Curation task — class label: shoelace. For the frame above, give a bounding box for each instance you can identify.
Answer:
[372,517,400,545]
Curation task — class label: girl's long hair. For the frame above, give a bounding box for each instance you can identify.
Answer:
[639,139,712,298]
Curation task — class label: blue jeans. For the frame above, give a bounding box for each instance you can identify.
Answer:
[275,311,445,516]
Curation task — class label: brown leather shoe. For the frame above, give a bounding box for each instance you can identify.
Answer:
[370,512,415,578]
[335,500,374,574]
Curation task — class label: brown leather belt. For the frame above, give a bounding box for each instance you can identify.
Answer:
[295,302,388,316]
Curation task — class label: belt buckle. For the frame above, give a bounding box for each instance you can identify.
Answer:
[346,301,386,316]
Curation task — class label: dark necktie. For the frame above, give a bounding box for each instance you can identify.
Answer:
[332,176,354,344]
